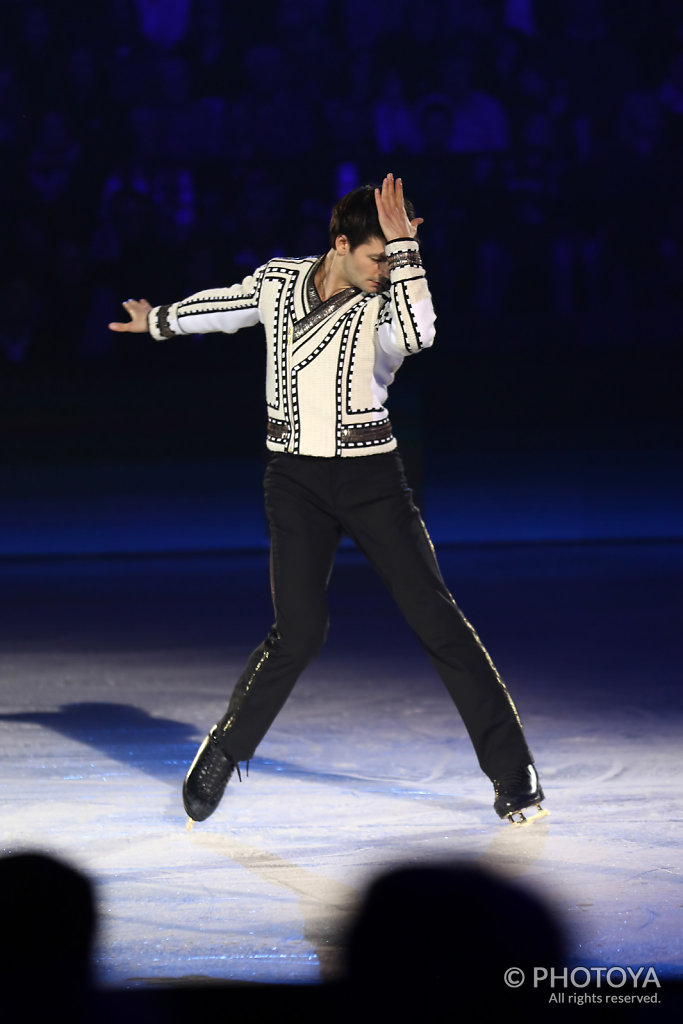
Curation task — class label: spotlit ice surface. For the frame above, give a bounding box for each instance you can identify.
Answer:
[0,542,681,986]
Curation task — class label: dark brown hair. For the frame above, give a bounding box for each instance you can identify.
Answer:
[328,184,416,250]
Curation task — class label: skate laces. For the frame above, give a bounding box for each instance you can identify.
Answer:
[199,733,246,783]
[494,766,531,795]
[232,760,250,782]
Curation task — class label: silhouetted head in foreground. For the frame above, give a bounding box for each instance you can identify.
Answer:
[0,852,97,1016]
[344,862,565,1021]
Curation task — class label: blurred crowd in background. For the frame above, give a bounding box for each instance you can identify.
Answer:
[1,0,682,370]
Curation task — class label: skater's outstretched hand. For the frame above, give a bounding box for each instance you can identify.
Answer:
[108,298,152,333]
[374,173,423,244]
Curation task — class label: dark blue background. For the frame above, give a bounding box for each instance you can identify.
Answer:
[1,0,681,544]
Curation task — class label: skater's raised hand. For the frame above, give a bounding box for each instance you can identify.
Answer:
[108,298,152,333]
[374,173,423,244]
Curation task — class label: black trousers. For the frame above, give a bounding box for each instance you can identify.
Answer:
[215,451,532,779]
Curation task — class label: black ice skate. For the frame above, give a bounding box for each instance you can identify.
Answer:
[492,764,547,825]
[183,726,241,828]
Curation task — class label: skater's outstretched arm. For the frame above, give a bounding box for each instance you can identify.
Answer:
[108,266,267,342]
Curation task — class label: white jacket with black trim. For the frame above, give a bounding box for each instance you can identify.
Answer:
[148,238,436,458]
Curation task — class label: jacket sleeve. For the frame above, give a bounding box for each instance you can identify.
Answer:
[147,264,267,340]
[376,239,436,358]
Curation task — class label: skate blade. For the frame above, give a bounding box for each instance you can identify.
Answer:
[186,817,195,831]
[507,804,548,826]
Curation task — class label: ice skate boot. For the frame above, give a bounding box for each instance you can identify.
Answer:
[492,764,547,825]
[183,726,241,827]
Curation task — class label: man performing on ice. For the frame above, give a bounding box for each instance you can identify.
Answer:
[109,174,545,826]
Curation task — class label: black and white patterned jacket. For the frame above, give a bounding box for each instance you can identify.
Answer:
[148,238,435,457]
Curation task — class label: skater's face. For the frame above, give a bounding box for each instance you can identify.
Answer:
[335,235,389,293]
